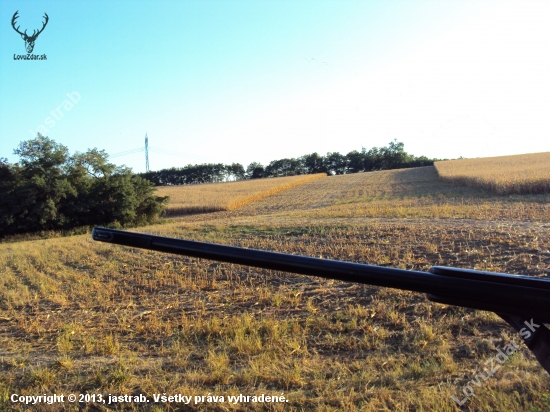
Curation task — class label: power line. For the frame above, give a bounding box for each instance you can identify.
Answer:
[109,146,200,160]
[149,146,207,161]
[109,147,144,158]
[108,138,209,170]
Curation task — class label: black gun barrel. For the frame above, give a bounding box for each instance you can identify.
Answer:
[92,227,550,322]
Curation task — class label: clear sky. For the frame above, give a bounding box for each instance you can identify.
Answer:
[1,0,549,174]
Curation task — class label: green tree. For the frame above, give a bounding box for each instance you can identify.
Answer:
[325,152,346,175]
[363,147,382,171]
[346,150,365,174]
[300,152,327,174]
[265,158,302,177]
[132,175,169,225]
[0,158,20,231]
[228,163,245,181]
[12,135,75,231]
[0,136,168,237]
[246,162,265,179]
[380,139,408,169]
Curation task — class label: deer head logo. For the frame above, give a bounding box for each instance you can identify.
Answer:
[11,11,49,54]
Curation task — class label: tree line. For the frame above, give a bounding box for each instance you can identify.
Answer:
[0,137,437,237]
[140,140,438,185]
[0,135,168,237]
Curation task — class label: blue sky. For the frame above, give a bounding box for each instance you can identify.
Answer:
[1,0,549,174]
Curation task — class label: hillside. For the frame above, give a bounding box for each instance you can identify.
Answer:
[435,152,550,194]
[175,166,550,225]
[156,173,325,215]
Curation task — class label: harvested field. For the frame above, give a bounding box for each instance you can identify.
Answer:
[434,152,550,195]
[1,165,549,411]
[157,173,326,215]
[208,167,550,223]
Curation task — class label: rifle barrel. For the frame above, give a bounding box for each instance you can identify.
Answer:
[92,227,550,321]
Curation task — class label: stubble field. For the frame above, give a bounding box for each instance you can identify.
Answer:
[1,164,550,411]
[156,174,326,216]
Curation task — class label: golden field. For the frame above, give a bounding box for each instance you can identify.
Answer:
[207,166,550,224]
[1,166,550,411]
[156,174,326,216]
[434,152,550,195]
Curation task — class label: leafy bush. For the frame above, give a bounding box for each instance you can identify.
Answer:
[0,135,168,237]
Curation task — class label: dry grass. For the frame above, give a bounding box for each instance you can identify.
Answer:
[1,165,550,411]
[434,152,550,195]
[208,166,550,223]
[156,174,326,216]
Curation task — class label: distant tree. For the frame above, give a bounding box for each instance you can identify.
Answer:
[265,158,302,177]
[325,152,347,175]
[246,162,265,179]
[138,140,437,186]
[379,139,408,169]
[227,163,245,181]
[363,147,382,171]
[345,150,365,174]
[300,152,327,174]
[403,155,434,168]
